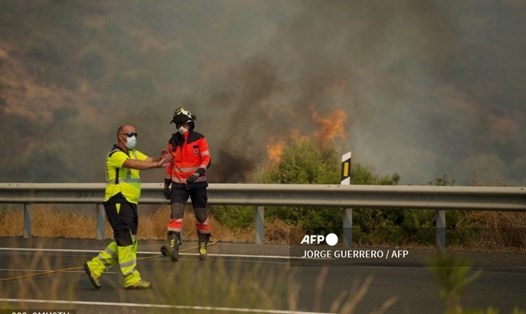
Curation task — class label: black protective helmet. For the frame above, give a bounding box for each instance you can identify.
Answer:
[170,107,196,128]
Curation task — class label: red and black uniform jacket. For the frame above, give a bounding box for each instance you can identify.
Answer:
[165,131,211,187]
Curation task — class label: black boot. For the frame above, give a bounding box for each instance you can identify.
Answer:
[161,231,181,262]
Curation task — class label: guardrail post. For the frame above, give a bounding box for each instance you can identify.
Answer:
[343,208,352,247]
[96,204,105,240]
[436,209,446,251]
[23,203,31,239]
[255,205,264,244]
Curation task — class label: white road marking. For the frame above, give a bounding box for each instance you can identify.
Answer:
[0,298,331,314]
[0,247,292,260]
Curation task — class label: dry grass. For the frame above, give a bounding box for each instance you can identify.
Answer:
[462,211,526,250]
[1,205,525,251]
[0,205,294,243]
[0,206,23,237]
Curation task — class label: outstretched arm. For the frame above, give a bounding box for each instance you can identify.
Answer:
[146,149,169,163]
[123,151,172,170]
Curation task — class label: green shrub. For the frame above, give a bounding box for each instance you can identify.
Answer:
[212,205,254,229]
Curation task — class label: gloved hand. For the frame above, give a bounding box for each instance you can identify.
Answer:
[186,172,200,184]
[163,178,171,200]
[163,186,171,199]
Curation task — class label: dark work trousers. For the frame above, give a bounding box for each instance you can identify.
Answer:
[169,184,209,235]
[104,194,138,246]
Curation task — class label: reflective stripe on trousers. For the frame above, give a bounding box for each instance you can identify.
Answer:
[118,241,141,287]
[87,241,118,278]
[86,240,142,287]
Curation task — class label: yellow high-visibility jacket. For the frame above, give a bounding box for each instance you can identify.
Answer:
[104,145,148,204]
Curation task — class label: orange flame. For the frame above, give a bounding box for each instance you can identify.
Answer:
[265,108,348,164]
[266,137,286,164]
[311,108,347,143]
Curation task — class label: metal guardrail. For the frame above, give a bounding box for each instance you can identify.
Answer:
[1,183,525,249]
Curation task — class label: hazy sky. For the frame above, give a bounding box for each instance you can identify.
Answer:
[0,0,525,185]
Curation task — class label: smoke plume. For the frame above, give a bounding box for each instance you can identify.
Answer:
[0,1,524,185]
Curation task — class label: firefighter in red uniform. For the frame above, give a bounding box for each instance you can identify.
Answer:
[161,107,212,261]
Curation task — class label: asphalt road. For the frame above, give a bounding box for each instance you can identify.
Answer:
[0,238,524,314]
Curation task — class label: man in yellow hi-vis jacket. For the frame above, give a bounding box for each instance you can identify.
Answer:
[84,124,172,290]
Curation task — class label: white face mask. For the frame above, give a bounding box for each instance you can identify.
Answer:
[125,135,137,149]
[178,126,188,135]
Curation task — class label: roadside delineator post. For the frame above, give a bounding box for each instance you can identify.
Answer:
[341,151,352,247]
